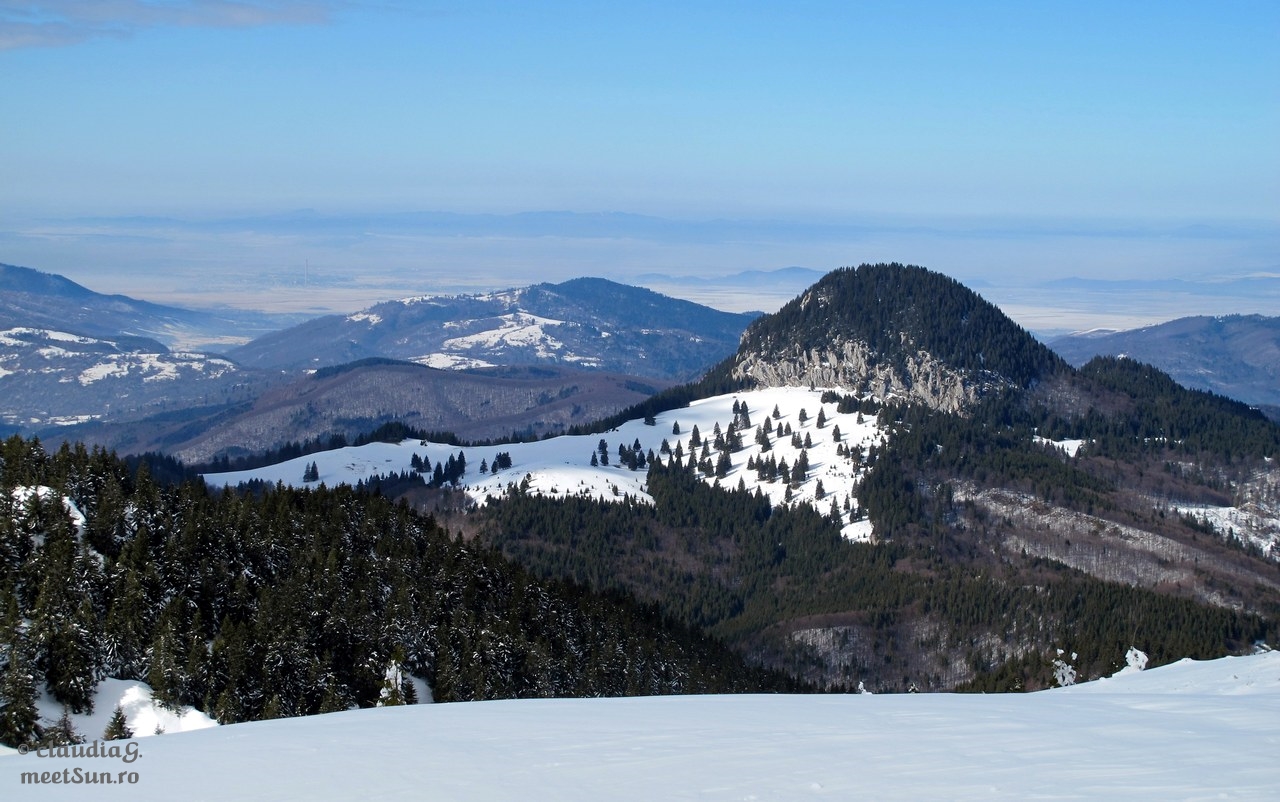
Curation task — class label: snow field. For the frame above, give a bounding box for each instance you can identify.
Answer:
[2,651,1277,800]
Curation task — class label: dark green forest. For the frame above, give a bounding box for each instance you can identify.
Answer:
[0,436,793,748]
[480,460,1275,691]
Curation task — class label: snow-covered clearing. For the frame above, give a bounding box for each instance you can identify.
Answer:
[204,388,889,540]
[1033,435,1085,457]
[2,651,1277,799]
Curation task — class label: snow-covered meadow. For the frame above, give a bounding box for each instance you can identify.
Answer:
[2,650,1277,799]
[204,388,889,541]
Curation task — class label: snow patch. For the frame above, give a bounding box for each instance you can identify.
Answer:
[1033,435,1085,457]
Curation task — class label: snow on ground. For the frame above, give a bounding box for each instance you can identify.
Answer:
[2,651,1277,800]
[30,678,218,743]
[442,312,568,352]
[203,388,889,541]
[1170,499,1280,561]
[411,353,497,370]
[10,486,87,535]
[1033,435,1086,457]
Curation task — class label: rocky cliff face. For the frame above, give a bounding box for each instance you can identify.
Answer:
[731,337,1014,413]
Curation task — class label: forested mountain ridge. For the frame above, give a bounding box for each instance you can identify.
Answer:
[60,361,666,465]
[730,264,1066,412]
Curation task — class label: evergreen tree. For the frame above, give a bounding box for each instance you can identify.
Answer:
[102,704,133,741]
[40,708,84,747]
[0,595,41,748]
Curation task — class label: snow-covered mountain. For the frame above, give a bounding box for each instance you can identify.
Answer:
[2,650,1276,800]
[0,327,250,432]
[227,277,759,381]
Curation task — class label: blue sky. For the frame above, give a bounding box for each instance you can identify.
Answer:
[1,1,1277,328]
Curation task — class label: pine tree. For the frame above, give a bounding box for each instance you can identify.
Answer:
[102,704,133,741]
[0,595,41,748]
[40,708,85,747]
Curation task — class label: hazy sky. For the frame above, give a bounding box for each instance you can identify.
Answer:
[2,1,1277,327]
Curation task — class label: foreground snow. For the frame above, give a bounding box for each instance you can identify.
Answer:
[3,651,1278,799]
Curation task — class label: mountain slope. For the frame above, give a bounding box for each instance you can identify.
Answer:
[1050,314,1280,414]
[731,263,1065,411]
[0,263,293,349]
[228,278,758,381]
[0,326,258,434]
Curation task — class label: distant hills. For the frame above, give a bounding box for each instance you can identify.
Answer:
[228,277,758,381]
[1050,315,1280,417]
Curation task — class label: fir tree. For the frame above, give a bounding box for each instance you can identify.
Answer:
[41,707,85,747]
[102,704,133,741]
[0,595,41,748]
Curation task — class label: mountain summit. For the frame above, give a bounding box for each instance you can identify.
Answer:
[730,263,1064,411]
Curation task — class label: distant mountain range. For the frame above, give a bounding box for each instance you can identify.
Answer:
[1050,315,1280,416]
[2,266,748,457]
[228,277,758,381]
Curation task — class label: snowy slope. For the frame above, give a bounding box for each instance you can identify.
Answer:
[0,326,243,429]
[204,388,889,541]
[2,650,1277,800]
